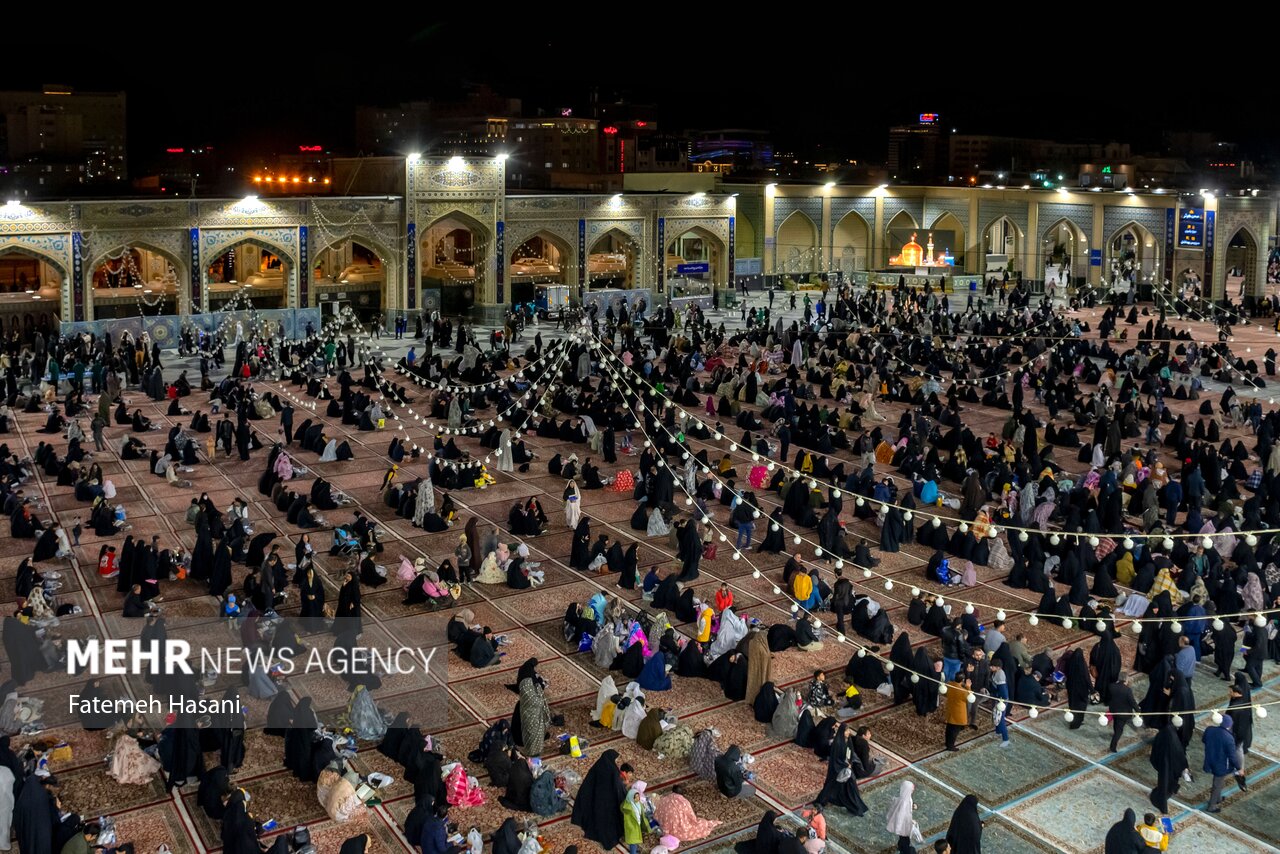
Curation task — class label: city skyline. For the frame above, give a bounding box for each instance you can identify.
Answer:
[4,17,1269,170]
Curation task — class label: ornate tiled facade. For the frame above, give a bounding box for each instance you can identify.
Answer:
[0,162,1270,323]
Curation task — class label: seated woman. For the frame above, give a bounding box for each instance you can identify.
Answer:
[37,410,65,434]
[358,552,386,587]
[295,500,323,529]
[404,560,455,607]
[311,478,338,510]
[582,459,611,489]
[114,400,132,425]
[132,410,153,432]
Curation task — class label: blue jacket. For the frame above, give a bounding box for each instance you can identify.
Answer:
[1202,724,1240,777]
[420,816,449,854]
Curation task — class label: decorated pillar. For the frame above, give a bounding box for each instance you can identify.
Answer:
[762,191,776,275]
[820,193,832,273]
[1204,206,1217,299]
[71,231,85,322]
[1026,201,1040,283]
[966,194,980,275]
[657,217,666,293]
[873,195,886,270]
[496,221,505,305]
[298,225,310,308]
[406,221,417,311]
[189,227,202,314]
[728,215,736,291]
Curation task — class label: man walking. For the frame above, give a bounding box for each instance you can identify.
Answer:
[91,413,107,452]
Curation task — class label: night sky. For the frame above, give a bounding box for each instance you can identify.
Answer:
[10,17,1268,167]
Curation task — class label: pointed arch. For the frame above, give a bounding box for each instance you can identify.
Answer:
[667,224,726,285]
[87,242,186,320]
[983,216,1023,272]
[509,229,572,284]
[832,210,869,276]
[776,210,818,275]
[1105,220,1159,287]
[206,237,293,310]
[311,233,396,320]
[929,211,966,268]
[1040,218,1089,287]
[1224,226,1260,298]
[0,241,68,279]
[588,227,638,287]
[421,210,490,285]
[0,243,65,326]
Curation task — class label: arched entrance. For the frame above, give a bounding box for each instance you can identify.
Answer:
[509,231,569,285]
[588,228,637,289]
[422,212,489,313]
[883,210,919,268]
[776,211,818,276]
[1040,219,1088,290]
[983,216,1022,275]
[0,247,62,342]
[666,225,724,295]
[1106,221,1158,292]
[832,212,869,277]
[929,212,965,270]
[206,239,290,310]
[1224,227,1259,299]
[314,237,388,323]
[509,230,573,307]
[89,244,182,320]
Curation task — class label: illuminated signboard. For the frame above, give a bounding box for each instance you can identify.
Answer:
[298,145,323,152]
[918,113,940,124]
[1179,207,1205,248]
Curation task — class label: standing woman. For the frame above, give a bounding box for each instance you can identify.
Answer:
[334,570,362,636]
[814,723,867,816]
[518,674,552,758]
[945,794,984,854]
[297,564,326,632]
[565,480,582,530]
[1064,648,1092,730]
[885,780,919,854]
[1147,722,1187,814]
[498,427,514,473]
[571,748,627,850]
[570,517,592,570]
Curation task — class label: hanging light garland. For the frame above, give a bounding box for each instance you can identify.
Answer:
[592,340,1276,718]
[593,329,1280,632]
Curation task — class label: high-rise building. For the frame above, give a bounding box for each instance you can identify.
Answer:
[0,84,126,194]
[886,114,946,181]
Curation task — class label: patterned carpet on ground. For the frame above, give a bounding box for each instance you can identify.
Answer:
[7,303,1280,853]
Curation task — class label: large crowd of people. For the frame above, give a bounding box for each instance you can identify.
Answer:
[0,275,1277,854]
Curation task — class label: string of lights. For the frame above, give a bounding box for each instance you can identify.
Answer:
[593,340,1275,720]
[591,332,1280,626]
